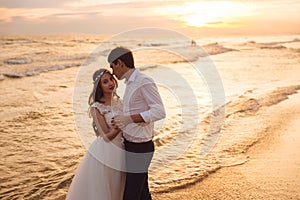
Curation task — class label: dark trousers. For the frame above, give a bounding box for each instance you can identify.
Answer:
[123,139,154,200]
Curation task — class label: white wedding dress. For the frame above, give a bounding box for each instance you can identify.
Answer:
[66,100,125,200]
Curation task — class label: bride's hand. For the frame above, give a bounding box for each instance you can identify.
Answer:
[113,115,131,129]
[111,118,119,130]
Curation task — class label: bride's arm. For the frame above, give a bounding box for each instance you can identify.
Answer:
[91,107,121,141]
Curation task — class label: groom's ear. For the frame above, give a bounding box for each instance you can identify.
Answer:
[118,59,125,68]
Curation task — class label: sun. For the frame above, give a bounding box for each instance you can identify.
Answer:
[157,1,253,28]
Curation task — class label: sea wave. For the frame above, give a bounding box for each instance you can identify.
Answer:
[0,49,113,80]
[260,45,287,49]
[241,38,300,50]
[165,43,237,63]
[0,40,34,45]
[4,58,32,65]
[151,84,300,193]
[202,42,237,55]
[139,64,160,71]
[138,43,169,47]
[2,63,81,79]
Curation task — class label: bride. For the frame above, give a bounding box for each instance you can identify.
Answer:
[66,69,125,200]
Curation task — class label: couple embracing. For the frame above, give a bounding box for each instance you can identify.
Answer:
[67,47,166,200]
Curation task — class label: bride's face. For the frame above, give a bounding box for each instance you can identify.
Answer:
[100,73,116,94]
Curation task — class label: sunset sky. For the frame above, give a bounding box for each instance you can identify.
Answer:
[0,0,300,35]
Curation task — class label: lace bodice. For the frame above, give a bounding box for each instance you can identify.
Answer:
[90,98,123,137]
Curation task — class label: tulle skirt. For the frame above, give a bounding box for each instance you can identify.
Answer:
[66,137,126,200]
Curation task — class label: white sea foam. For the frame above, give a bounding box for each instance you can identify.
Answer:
[4,58,32,65]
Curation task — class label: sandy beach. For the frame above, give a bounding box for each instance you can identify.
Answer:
[1,68,300,200]
[1,34,300,199]
[1,66,299,200]
[153,89,300,199]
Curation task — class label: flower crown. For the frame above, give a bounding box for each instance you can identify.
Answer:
[94,70,106,83]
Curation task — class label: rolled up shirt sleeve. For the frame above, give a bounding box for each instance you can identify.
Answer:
[139,81,166,123]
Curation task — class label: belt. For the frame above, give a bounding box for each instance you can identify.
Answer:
[123,138,152,144]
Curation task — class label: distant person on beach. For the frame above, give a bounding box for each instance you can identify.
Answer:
[191,39,196,47]
[108,47,166,200]
[66,69,125,200]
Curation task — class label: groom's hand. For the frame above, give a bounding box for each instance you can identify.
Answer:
[113,115,132,129]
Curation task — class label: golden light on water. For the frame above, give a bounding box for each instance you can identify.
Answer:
[157,1,254,28]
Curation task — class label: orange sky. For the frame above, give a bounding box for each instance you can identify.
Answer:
[0,0,299,35]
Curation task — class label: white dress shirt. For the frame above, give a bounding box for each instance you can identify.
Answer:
[122,69,166,143]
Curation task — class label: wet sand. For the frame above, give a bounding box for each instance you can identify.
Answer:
[1,66,300,200]
[1,37,300,199]
[153,90,300,199]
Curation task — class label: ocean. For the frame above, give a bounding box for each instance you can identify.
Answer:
[1,31,300,199]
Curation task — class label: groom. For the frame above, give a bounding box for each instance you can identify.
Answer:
[108,47,166,200]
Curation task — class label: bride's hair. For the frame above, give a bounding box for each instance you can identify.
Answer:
[88,69,119,136]
[88,68,118,106]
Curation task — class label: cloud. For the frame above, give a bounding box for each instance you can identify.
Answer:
[0,7,69,22]
[0,0,181,9]
[0,10,179,34]
[68,0,183,13]
[1,0,299,34]
[0,0,185,26]
[207,21,223,25]
[48,11,102,18]
[0,0,78,8]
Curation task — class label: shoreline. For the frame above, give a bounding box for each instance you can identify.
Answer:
[0,66,300,199]
[1,36,300,199]
[153,90,300,199]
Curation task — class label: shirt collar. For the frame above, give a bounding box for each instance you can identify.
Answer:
[124,68,138,84]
